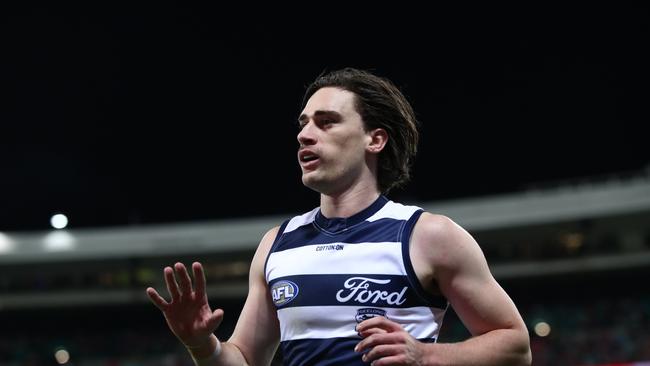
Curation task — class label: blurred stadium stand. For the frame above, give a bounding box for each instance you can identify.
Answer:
[1,172,649,365]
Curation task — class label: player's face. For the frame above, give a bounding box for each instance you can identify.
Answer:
[297,87,373,195]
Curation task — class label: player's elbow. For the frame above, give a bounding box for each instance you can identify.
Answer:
[512,328,532,366]
[515,347,532,366]
[497,323,532,366]
[517,349,532,366]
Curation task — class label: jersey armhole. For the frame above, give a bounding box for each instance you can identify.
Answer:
[400,210,448,309]
[263,219,290,281]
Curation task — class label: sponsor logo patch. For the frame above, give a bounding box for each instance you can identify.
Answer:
[336,277,408,305]
[315,244,345,251]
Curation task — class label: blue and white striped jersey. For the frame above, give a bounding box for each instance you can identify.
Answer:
[265,195,448,366]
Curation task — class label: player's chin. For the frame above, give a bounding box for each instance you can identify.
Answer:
[301,173,316,188]
[302,173,326,192]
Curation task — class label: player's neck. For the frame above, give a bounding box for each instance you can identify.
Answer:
[319,184,381,219]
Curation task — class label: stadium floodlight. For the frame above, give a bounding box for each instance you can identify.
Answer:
[50,213,69,229]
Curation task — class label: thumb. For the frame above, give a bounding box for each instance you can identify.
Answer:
[206,308,224,331]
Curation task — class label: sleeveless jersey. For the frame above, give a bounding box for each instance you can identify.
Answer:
[265,195,448,366]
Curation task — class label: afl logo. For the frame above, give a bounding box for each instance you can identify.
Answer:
[271,280,299,306]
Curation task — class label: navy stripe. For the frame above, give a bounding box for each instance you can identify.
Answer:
[274,218,404,253]
[280,337,437,366]
[401,210,449,310]
[280,338,364,366]
[269,274,445,309]
[419,337,438,343]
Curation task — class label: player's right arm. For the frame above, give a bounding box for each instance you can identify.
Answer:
[146,226,281,366]
[222,226,281,364]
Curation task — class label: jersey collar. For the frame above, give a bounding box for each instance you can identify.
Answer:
[314,195,389,233]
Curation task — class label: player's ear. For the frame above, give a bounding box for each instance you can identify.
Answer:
[366,128,388,154]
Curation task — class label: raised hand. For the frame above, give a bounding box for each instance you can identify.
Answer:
[146,262,224,348]
[355,316,427,366]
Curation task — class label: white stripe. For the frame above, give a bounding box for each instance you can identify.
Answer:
[367,201,421,222]
[266,242,404,280]
[277,305,445,341]
[284,208,318,233]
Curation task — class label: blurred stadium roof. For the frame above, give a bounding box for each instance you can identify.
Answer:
[2,5,649,231]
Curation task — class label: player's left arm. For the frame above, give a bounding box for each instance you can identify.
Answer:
[356,213,531,366]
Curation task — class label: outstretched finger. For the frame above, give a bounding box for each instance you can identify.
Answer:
[164,266,181,302]
[175,262,193,296]
[192,262,207,296]
[146,287,169,310]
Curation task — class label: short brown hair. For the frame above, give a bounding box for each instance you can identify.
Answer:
[302,68,419,193]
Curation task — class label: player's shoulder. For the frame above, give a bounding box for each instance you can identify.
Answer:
[416,211,460,232]
[413,212,473,248]
[262,225,282,241]
[255,225,281,252]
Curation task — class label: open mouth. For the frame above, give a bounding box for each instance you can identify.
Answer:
[301,154,318,163]
[299,150,320,168]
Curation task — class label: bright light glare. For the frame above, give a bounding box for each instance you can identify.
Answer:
[44,231,76,251]
[534,321,551,337]
[54,348,70,364]
[0,233,15,253]
[50,214,68,229]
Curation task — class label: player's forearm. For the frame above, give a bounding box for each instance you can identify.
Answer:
[426,328,531,366]
[186,335,250,366]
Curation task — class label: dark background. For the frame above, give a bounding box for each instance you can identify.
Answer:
[2,5,649,232]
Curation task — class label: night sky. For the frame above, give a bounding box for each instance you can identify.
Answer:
[2,5,649,231]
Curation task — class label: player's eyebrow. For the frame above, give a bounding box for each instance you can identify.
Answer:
[298,110,342,124]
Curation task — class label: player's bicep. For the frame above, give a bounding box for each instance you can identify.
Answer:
[429,218,525,337]
[228,227,281,365]
[446,263,522,336]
